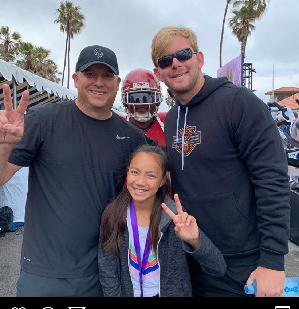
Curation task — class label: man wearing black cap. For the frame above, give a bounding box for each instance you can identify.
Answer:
[0,45,146,296]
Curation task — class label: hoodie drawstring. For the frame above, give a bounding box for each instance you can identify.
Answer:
[176,106,180,145]
[181,107,188,170]
[176,106,189,171]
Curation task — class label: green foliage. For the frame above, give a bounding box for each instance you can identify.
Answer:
[16,42,61,83]
[0,25,61,83]
[0,26,21,62]
[229,0,269,60]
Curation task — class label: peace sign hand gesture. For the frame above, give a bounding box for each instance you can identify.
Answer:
[0,84,29,145]
[0,84,29,144]
[161,193,200,250]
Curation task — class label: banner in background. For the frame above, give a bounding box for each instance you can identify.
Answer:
[217,55,242,86]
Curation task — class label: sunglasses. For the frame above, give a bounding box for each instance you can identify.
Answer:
[157,48,196,69]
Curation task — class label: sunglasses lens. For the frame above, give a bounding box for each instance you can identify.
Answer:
[176,48,193,61]
[157,55,173,69]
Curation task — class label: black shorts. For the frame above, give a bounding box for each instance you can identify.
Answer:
[16,270,103,297]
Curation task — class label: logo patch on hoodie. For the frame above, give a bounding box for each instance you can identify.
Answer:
[172,125,201,156]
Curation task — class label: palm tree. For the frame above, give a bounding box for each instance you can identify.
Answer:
[229,0,268,77]
[39,59,61,83]
[0,26,21,62]
[233,0,267,10]
[16,42,61,82]
[55,1,84,88]
[16,42,36,71]
[219,0,233,68]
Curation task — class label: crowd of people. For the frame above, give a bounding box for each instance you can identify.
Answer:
[0,26,290,297]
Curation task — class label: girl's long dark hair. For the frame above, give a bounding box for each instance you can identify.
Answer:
[100,144,169,254]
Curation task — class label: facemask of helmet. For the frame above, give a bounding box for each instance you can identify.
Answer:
[123,90,162,122]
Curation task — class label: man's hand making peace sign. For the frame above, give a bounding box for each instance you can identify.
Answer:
[0,84,29,145]
[161,193,200,250]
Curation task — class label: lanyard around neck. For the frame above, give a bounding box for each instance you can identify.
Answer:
[129,200,151,297]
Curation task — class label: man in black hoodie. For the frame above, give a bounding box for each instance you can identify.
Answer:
[151,26,290,297]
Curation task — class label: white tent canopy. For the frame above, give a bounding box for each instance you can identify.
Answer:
[0,59,77,110]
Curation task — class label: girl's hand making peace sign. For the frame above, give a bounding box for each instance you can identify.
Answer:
[161,193,200,250]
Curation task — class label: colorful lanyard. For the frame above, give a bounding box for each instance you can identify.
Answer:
[129,200,151,297]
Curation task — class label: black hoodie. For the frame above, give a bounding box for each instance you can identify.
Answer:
[164,75,290,295]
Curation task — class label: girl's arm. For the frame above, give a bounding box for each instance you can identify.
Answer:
[98,239,122,297]
[182,230,227,277]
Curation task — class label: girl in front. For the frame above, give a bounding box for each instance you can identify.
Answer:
[98,145,226,297]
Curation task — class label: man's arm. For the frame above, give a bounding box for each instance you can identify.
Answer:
[232,88,289,297]
[0,160,21,186]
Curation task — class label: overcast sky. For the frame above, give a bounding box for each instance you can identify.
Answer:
[1,0,299,111]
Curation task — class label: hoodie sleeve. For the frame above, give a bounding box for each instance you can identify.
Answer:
[230,88,290,271]
[182,230,227,277]
[98,236,122,297]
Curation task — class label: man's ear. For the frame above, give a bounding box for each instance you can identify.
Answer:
[72,73,78,88]
[117,76,121,85]
[115,76,121,91]
[196,51,204,69]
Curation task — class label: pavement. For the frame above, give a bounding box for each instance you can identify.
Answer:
[0,228,299,297]
[0,228,23,297]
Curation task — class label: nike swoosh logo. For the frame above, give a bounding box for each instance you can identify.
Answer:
[116,134,130,140]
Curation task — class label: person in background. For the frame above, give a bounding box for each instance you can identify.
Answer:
[0,167,28,231]
[275,109,295,136]
[0,45,145,296]
[122,69,166,146]
[151,26,290,297]
[98,144,226,297]
[290,111,299,141]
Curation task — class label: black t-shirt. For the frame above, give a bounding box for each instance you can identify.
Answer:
[9,101,145,278]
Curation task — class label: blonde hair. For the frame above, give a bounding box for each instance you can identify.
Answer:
[151,26,198,67]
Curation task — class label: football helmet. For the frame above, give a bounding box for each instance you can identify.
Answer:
[121,69,162,122]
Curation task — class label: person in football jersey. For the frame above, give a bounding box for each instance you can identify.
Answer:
[122,69,166,146]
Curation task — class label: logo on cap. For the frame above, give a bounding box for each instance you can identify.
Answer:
[94,48,104,58]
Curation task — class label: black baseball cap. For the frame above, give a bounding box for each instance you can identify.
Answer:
[75,45,119,75]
